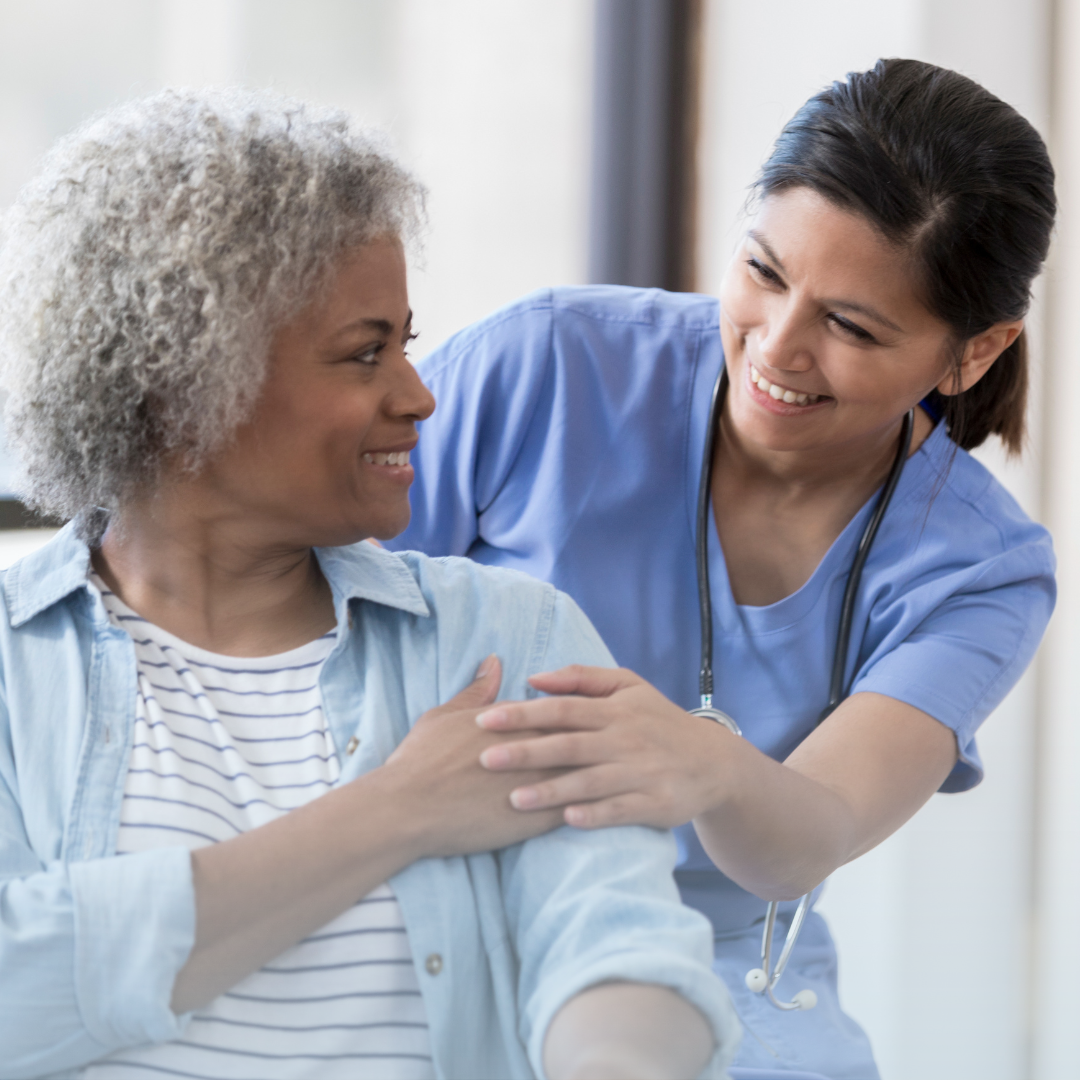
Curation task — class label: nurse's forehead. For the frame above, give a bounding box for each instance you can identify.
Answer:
[748,192,927,328]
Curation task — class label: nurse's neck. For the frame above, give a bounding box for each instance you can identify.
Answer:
[717,402,933,494]
[711,404,933,606]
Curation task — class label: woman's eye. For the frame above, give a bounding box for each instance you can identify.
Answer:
[350,344,384,365]
[828,314,876,343]
[746,257,782,286]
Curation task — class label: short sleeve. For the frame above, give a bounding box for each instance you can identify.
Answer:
[851,541,1055,792]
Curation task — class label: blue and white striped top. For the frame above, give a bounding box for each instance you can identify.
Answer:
[85,574,435,1080]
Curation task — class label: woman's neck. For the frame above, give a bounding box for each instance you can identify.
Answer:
[92,487,336,656]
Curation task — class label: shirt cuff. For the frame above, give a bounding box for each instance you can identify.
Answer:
[526,951,743,1080]
[70,846,196,1047]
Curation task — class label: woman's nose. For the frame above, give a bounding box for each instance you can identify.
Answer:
[390,355,436,421]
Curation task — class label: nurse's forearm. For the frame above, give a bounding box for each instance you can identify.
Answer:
[694,692,957,899]
[543,982,714,1080]
[692,739,858,900]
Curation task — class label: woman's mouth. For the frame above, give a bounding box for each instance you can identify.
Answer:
[362,450,410,466]
[749,365,825,407]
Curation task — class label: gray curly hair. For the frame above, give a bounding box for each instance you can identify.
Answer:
[0,86,424,527]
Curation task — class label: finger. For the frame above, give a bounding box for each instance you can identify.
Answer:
[479,731,605,771]
[564,792,657,830]
[476,694,610,733]
[440,655,502,712]
[509,762,633,811]
[526,664,643,698]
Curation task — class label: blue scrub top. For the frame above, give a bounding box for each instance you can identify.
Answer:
[387,285,1056,1078]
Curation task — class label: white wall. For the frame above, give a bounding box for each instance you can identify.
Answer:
[698,2,1052,1077]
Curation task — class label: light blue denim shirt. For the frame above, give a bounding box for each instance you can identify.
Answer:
[0,525,738,1080]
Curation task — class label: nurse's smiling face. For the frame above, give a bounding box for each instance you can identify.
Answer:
[718,187,1013,456]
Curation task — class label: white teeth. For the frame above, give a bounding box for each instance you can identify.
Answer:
[750,366,821,407]
[363,451,410,466]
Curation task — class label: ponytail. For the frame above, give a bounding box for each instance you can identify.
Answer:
[925,329,1028,454]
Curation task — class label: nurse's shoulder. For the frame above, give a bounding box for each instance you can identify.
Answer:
[917,429,1054,575]
[416,284,720,389]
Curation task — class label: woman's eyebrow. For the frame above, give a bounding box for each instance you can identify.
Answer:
[331,309,413,340]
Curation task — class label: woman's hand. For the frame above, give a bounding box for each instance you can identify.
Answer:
[475,665,739,829]
[383,656,567,858]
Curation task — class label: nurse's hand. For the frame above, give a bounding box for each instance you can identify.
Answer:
[475,665,739,829]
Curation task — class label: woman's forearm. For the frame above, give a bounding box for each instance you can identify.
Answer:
[172,766,421,1012]
[543,982,715,1080]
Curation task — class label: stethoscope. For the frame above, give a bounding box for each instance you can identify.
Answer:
[690,367,914,1012]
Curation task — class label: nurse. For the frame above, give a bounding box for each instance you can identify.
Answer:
[387,59,1056,1079]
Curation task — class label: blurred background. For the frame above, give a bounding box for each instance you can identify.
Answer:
[1,1,1077,1077]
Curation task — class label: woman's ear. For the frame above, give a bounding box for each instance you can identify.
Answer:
[936,320,1024,396]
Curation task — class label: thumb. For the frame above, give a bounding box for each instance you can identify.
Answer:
[444,654,503,710]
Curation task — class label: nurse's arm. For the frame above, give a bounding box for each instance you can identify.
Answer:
[478,668,956,901]
[700,690,958,899]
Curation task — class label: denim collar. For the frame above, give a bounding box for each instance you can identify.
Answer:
[3,522,430,628]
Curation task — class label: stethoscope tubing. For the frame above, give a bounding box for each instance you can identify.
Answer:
[693,364,914,1009]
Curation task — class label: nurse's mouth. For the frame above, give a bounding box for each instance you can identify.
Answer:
[749,366,830,408]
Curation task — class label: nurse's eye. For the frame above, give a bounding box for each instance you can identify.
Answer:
[746,257,783,287]
[827,313,877,344]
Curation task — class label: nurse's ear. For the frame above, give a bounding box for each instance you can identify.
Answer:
[936,319,1024,395]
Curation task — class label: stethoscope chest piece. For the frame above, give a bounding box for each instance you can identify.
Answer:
[690,705,742,737]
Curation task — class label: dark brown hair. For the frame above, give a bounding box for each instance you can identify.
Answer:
[756,58,1056,453]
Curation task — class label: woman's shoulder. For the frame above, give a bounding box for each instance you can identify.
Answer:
[324,542,583,636]
[324,544,615,697]
[901,428,1054,578]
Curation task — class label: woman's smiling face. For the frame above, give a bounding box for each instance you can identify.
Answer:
[718,187,960,455]
[192,236,435,548]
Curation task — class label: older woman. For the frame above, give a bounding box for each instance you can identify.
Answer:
[0,90,737,1080]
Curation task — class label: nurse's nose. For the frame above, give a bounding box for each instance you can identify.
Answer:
[757,301,815,374]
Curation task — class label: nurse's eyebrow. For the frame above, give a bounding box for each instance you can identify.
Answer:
[748,230,785,271]
[825,299,903,333]
[749,230,904,333]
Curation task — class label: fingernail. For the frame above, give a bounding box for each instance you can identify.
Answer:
[510,787,539,809]
[565,806,586,827]
[480,746,510,768]
[475,654,496,680]
[476,708,506,728]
